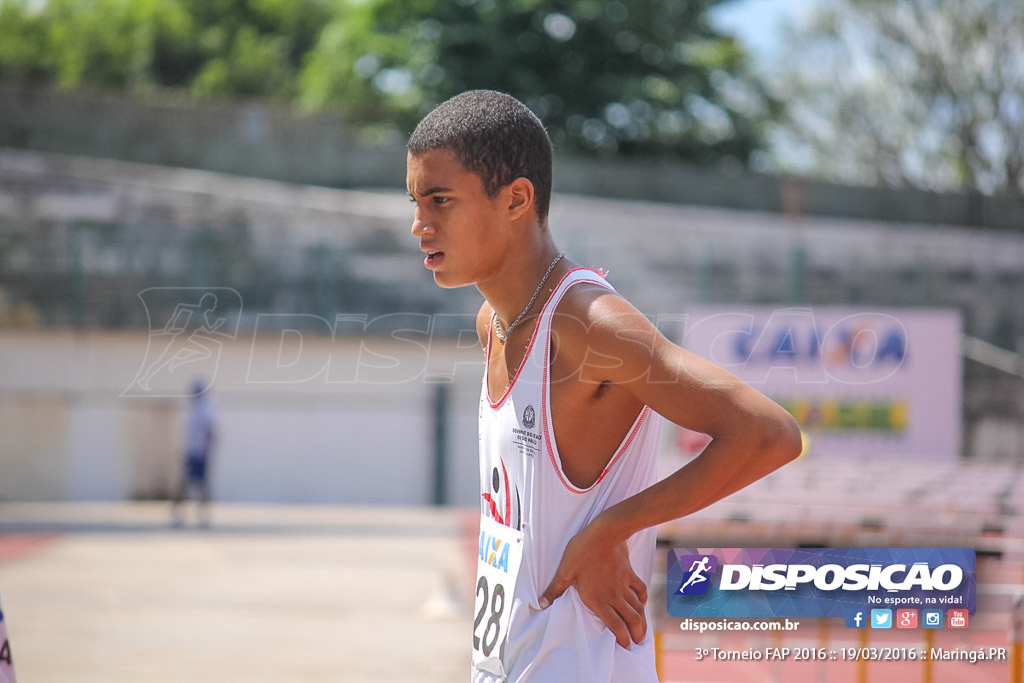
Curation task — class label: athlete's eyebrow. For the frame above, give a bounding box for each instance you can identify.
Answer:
[410,185,453,197]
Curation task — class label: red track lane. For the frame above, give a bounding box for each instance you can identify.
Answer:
[0,535,57,564]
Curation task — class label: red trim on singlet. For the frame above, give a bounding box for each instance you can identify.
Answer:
[531,270,651,494]
[483,267,594,409]
[542,343,651,495]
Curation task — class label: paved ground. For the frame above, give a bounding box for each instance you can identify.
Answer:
[1,503,1019,683]
[0,502,477,683]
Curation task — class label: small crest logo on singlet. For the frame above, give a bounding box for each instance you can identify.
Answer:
[522,404,536,430]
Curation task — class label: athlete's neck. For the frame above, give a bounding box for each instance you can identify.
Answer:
[479,238,565,332]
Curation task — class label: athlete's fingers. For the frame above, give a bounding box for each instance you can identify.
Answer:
[601,592,647,649]
[631,575,648,606]
[616,569,648,643]
[596,603,633,649]
[616,592,647,646]
[623,585,648,644]
[538,572,571,610]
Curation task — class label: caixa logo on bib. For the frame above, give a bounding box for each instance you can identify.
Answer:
[479,528,511,573]
[667,548,976,619]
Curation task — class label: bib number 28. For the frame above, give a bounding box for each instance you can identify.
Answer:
[472,515,524,678]
[473,575,506,657]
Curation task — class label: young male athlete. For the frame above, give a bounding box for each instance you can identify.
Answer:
[407,90,802,682]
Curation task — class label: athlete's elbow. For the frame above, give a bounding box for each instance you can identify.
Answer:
[755,409,802,471]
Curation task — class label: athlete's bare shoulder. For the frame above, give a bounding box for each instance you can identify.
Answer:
[549,277,656,369]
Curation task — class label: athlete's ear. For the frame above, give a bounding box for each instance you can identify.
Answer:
[506,177,535,221]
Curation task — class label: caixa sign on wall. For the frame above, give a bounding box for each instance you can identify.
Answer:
[678,307,962,460]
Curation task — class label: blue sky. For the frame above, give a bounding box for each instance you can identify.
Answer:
[709,0,825,68]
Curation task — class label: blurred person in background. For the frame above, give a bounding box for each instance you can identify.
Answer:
[171,378,217,527]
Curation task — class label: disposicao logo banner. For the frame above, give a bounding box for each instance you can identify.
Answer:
[667,548,976,619]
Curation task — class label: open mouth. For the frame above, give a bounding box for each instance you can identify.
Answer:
[424,250,445,268]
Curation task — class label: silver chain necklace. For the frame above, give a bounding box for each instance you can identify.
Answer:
[494,252,565,343]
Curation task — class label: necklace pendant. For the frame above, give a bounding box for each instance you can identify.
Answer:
[492,251,565,345]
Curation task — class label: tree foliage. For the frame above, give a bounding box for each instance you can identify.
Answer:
[769,0,1024,196]
[0,0,771,163]
[0,0,329,99]
[302,0,772,162]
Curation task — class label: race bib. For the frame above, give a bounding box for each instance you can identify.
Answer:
[472,515,524,678]
[0,602,15,683]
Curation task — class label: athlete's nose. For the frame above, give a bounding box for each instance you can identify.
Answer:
[410,207,435,238]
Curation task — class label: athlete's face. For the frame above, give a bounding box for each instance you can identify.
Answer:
[407,148,510,289]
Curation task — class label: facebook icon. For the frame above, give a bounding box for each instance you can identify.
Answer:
[845,609,866,629]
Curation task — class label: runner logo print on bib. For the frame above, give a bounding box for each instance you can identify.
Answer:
[473,515,524,678]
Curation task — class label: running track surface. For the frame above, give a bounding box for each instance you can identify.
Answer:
[2,505,1020,683]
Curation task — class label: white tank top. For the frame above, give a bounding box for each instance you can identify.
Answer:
[472,268,662,683]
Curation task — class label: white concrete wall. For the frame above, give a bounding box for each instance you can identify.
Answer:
[0,329,483,504]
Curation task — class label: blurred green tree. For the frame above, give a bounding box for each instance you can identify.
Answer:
[0,0,51,81]
[0,0,329,99]
[768,0,1024,196]
[300,0,773,162]
[0,0,771,164]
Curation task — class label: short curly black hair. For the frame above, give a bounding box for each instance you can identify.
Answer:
[408,90,553,222]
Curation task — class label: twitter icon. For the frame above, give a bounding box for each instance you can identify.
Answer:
[870,609,892,629]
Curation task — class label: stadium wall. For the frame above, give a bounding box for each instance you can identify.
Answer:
[0,328,483,504]
[2,82,1023,231]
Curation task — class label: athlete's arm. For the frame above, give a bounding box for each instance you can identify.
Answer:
[539,288,802,648]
